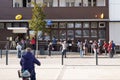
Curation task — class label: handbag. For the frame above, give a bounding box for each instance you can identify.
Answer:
[18,70,30,78]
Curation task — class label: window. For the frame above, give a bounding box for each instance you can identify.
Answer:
[21,23,28,27]
[67,23,74,28]
[59,23,66,28]
[91,22,97,28]
[88,0,96,6]
[65,0,75,7]
[59,30,66,40]
[75,22,82,28]
[83,30,89,37]
[67,30,74,39]
[51,23,58,28]
[13,23,19,27]
[91,30,97,37]
[97,0,106,6]
[13,0,34,7]
[6,23,12,27]
[0,23,4,29]
[99,30,105,39]
[75,30,82,37]
[51,30,58,40]
[83,22,89,28]
[43,0,53,7]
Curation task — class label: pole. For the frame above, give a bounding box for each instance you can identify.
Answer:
[6,49,8,65]
[96,50,98,65]
[62,52,64,65]
[0,49,2,58]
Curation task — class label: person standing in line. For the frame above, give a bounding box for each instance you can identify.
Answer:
[83,39,88,55]
[103,41,108,55]
[108,40,116,58]
[61,41,67,58]
[16,43,22,58]
[52,36,57,51]
[20,47,41,80]
[67,38,72,52]
[30,37,36,50]
[92,40,98,57]
[78,41,83,57]
[48,42,53,56]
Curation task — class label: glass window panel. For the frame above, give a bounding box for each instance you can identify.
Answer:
[6,23,12,27]
[0,23,4,29]
[83,30,89,37]
[75,22,82,28]
[59,23,66,28]
[67,30,74,39]
[21,23,28,27]
[51,23,58,28]
[91,22,97,28]
[59,30,66,40]
[44,33,50,41]
[51,30,58,40]
[83,22,89,28]
[13,22,19,27]
[71,2,75,7]
[75,30,82,37]
[91,30,97,37]
[67,23,74,28]
[99,30,105,39]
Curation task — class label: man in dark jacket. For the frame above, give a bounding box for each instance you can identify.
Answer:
[20,47,41,80]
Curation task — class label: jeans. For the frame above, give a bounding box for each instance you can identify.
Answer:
[80,49,83,57]
[17,50,21,58]
[62,49,66,58]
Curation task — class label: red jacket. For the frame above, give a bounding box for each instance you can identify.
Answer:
[30,39,36,45]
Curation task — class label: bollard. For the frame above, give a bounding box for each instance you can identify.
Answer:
[62,52,64,65]
[6,50,8,65]
[0,49,2,58]
[96,50,98,65]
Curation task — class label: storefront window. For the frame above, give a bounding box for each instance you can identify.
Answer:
[67,23,74,28]
[75,22,82,28]
[91,30,97,37]
[91,22,97,28]
[83,30,89,37]
[0,23,4,29]
[6,23,12,27]
[13,22,19,27]
[51,30,58,40]
[75,30,82,37]
[99,30,105,39]
[59,23,66,28]
[67,30,74,39]
[59,30,66,40]
[51,23,58,28]
[83,22,89,28]
[21,23,28,27]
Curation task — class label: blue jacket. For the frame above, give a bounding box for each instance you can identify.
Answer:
[20,52,40,71]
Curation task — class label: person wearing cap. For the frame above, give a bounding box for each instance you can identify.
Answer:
[20,47,41,80]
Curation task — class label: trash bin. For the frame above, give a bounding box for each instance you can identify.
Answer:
[39,46,45,55]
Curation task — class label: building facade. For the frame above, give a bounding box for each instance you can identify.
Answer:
[0,0,109,46]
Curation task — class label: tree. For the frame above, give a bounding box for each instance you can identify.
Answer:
[29,2,47,56]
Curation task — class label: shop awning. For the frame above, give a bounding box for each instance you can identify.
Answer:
[7,27,28,33]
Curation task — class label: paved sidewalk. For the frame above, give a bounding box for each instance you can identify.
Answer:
[0,54,120,80]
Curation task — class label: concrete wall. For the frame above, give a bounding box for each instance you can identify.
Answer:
[109,0,120,21]
[109,22,120,45]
